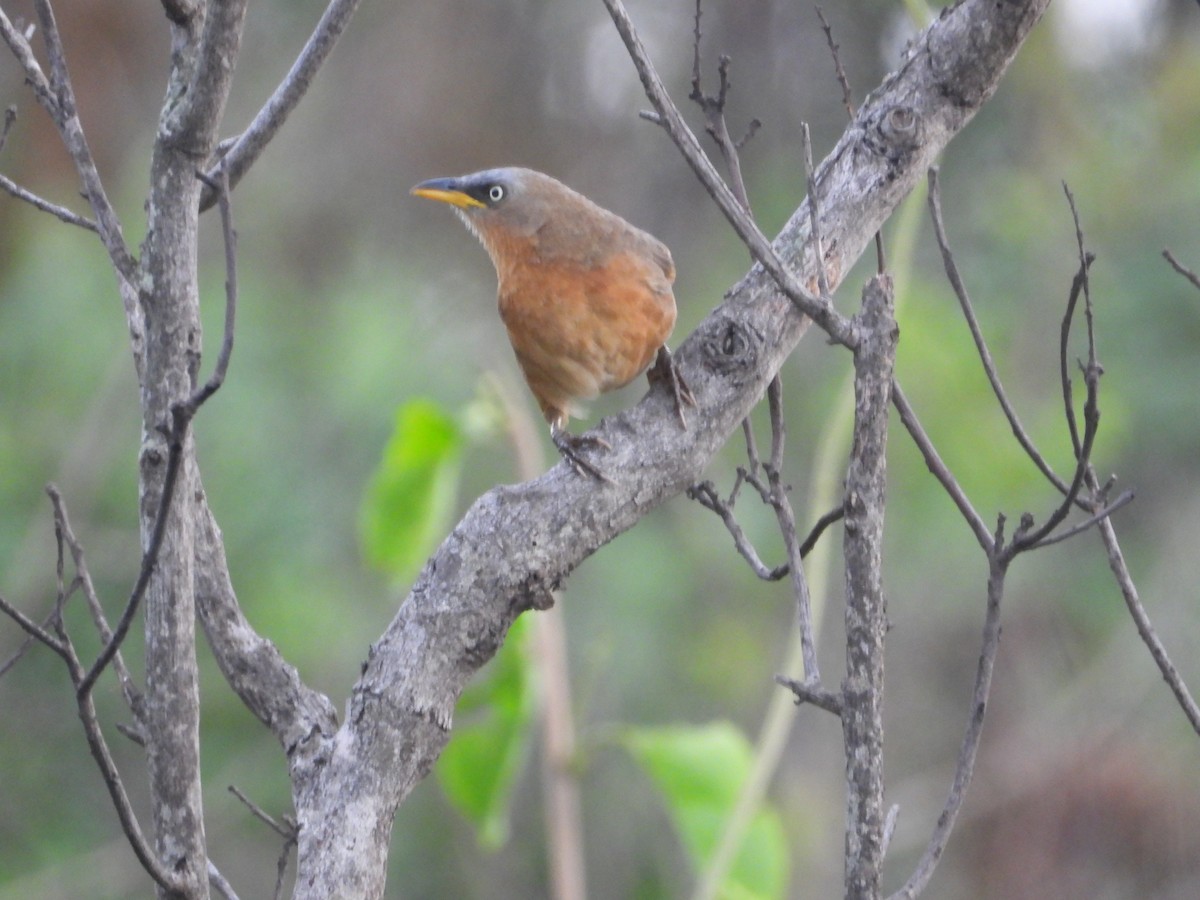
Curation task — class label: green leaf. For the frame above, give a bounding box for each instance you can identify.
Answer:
[359,398,462,582]
[623,722,789,900]
[436,615,537,849]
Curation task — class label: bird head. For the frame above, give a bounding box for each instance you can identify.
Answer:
[410,167,551,245]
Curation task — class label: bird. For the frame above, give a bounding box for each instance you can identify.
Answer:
[411,167,695,480]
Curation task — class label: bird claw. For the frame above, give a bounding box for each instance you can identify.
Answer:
[552,429,614,483]
[649,345,697,429]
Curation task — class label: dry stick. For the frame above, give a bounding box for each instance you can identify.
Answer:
[890,384,993,553]
[1087,471,1200,735]
[600,0,857,349]
[207,861,242,900]
[688,0,758,217]
[816,6,856,119]
[1029,489,1133,550]
[76,164,238,698]
[842,274,896,900]
[199,0,363,210]
[926,168,1070,495]
[0,7,56,109]
[228,785,298,900]
[764,379,821,683]
[1163,248,1200,292]
[0,105,100,231]
[887,539,1008,900]
[47,485,143,712]
[29,0,136,282]
[26,524,184,893]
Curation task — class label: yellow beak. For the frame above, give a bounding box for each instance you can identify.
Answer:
[410,179,486,209]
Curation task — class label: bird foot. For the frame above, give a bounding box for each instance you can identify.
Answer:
[552,428,614,483]
[649,345,697,429]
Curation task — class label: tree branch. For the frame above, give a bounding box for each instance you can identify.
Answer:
[888,541,1008,900]
[601,0,856,347]
[199,0,364,209]
[286,2,1052,894]
[841,275,896,899]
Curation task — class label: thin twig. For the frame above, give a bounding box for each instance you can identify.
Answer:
[1009,191,1105,554]
[227,785,298,900]
[0,171,100,230]
[77,165,238,697]
[927,167,1070,495]
[1058,190,1096,459]
[841,273,896,898]
[798,504,845,558]
[0,592,68,658]
[765,378,820,682]
[199,0,364,209]
[29,0,136,281]
[1086,471,1200,736]
[600,0,857,348]
[687,0,758,215]
[888,535,1008,900]
[46,485,142,710]
[0,104,14,151]
[188,163,239,413]
[0,9,55,109]
[890,382,993,552]
[208,860,242,900]
[1163,248,1200,292]
[229,784,294,839]
[1026,489,1133,549]
[774,675,843,716]
[815,6,855,118]
[689,482,788,580]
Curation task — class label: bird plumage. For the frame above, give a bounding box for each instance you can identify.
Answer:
[412,167,692,477]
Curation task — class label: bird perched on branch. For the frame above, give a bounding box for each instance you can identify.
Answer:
[412,167,694,480]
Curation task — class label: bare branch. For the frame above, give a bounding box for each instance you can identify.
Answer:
[763,378,821,682]
[841,274,897,897]
[0,106,100,231]
[891,383,993,552]
[0,8,55,109]
[0,170,100,230]
[1087,473,1200,735]
[600,0,856,347]
[229,784,295,840]
[46,485,142,712]
[1163,248,1200,292]
[1026,488,1133,549]
[0,591,68,658]
[927,167,1069,494]
[798,504,845,558]
[71,667,183,893]
[77,165,240,699]
[208,860,242,900]
[687,0,756,215]
[774,675,843,716]
[75,418,186,697]
[889,541,1009,900]
[185,164,239,415]
[200,0,365,209]
[816,6,856,118]
[27,0,136,282]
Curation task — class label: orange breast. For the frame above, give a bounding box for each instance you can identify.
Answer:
[496,249,677,427]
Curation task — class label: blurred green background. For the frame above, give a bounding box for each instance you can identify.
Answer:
[3,0,1200,897]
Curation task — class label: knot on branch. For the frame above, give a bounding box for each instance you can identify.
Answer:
[699,315,761,382]
[862,104,922,165]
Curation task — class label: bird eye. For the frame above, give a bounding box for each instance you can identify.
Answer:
[488,184,505,203]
